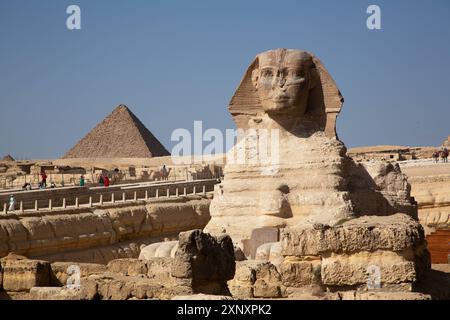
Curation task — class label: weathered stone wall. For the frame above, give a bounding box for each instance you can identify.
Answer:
[407,174,450,233]
[227,214,441,300]
[0,197,211,264]
[402,166,450,264]
[0,230,235,300]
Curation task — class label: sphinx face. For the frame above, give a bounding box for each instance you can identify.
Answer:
[252,49,313,116]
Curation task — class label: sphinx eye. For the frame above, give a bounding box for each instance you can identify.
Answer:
[290,70,303,77]
[261,70,273,78]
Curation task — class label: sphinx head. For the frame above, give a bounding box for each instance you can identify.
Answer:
[229,48,344,138]
[251,49,314,117]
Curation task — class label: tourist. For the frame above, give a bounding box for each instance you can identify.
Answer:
[40,170,47,188]
[98,174,104,186]
[104,175,110,187]
[443,147,449,163]
[8,195,15,212]
[161,165,169,181]
[22,182,31,191]
[80,175,85,186]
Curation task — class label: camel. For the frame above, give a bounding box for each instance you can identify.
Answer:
[149,166,172,181]
[432,151,440,163]
[440,149,448,163]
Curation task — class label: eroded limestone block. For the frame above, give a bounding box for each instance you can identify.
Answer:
[145,200,210,234]
[28,286,94,300]
[50,261,106,286]
[279,256,322,287]
[255,242,274,261]
[0,198,210,263]
[81,273,192,300]
[145,257,173,282]
[155,241,178,258]
[320,251,417,287]
[1,254,50,292]
[107,259,148,277]
[108,206,147,239]
[137,242,160,260]
[143,240,178,258]
[255,242,283,267]
[281,214,425,257]
[171,230,235,283]
[228,260,283,299]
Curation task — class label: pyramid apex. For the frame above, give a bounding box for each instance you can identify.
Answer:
[2,154,15,162]
[114,104,130,111]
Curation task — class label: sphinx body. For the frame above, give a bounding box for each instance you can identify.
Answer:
[205,49,417,258]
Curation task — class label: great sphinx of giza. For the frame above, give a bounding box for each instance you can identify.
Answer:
[205,49,417,258]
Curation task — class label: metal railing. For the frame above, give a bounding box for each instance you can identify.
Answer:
[1,179,218,215]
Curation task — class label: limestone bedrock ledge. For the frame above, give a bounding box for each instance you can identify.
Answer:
[0,196,211,263]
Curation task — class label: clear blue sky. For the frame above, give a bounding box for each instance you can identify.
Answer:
[1,0,449,159]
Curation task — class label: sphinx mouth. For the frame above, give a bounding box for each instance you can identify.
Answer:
[266,96,290,103]
[273,97,289,102]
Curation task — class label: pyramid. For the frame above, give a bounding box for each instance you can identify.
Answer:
[1,154,15,162]
[63,105,170,158]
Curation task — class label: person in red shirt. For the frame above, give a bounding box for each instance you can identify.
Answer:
[40,170,47,188]
[103,175,110,187]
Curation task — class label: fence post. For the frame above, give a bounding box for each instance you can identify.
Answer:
[35,200,38,211]
[203,185,206,195]
[175,188,179,197]
[62,198,66,209]
[183,187,187,196]
[156,189,159,198]
[20,201,24,213]
[122,192,126,202]
[3,203,7,214]
[75,197,79,208]
[133,191,137,201]
[193,186,196,195]
[49,199,52,211]
[111,192,115,204]
[99,194,103,205]
[145,190,148,200]
[89,196,92,207]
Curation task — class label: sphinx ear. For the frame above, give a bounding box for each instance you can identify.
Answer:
[228,56,261,129]
[307,54,344,139]
[308,63,320,91]
[251,69,259,89]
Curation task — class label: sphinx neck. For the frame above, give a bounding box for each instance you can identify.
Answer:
[250,114,299,131]
[249,113,323,138]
